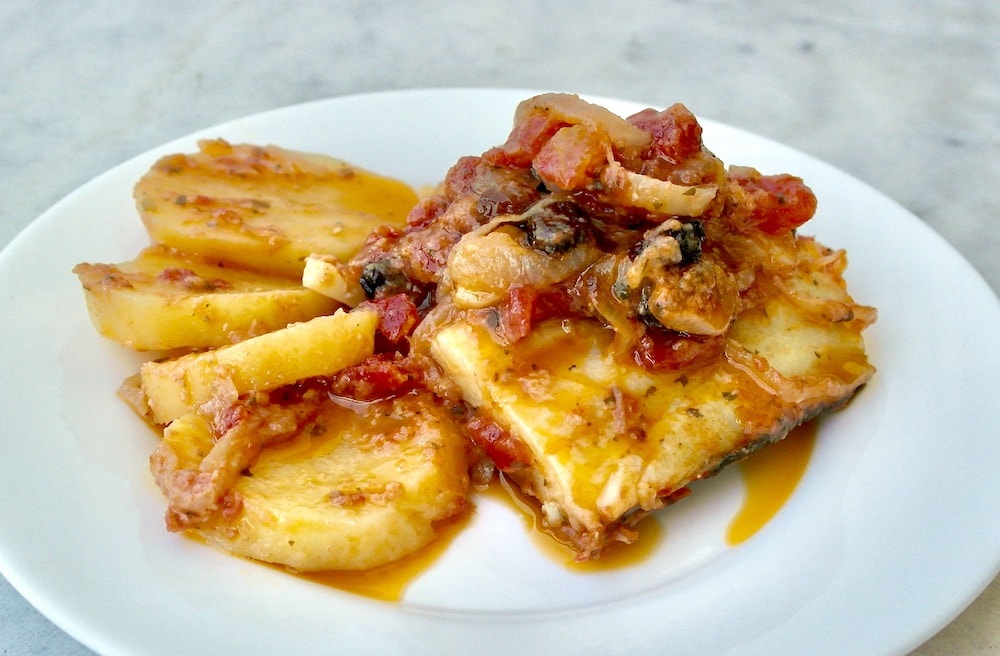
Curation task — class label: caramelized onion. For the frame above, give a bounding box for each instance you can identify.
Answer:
[572,254,639,358]
[601,158,718,217]
[445,229,601,308]
[723,340,864,408]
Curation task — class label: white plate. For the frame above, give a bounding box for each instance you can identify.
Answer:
[1,88,998,656]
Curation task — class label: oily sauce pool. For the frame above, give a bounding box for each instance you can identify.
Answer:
[726,420,817,545]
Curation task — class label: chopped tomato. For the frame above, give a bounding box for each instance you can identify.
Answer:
[405,194,449,230]
[532,124,608,191]
[464,413,531,470]
[499,285,575,343]
[632,329,725,371]
[441,156,484,199]
[730,170,817,234]
[627,103,703,164]
[332,355,418,401]
[483,113,571,168]
[359,293,420,344]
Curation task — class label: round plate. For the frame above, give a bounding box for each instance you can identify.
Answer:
[1,88,998,655]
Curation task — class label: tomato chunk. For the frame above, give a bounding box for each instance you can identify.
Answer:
[730,169,817,234]
[532,124,608,191]
[484,113,571,168]
[464,413,531,470]
[359,293,420,343]
[499,285,574,344]
[628,103,704,164]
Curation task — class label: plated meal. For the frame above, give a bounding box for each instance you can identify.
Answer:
[72,93,876,576]
[4,88,996,656]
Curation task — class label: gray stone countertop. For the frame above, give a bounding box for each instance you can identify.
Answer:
[1,1,997,654]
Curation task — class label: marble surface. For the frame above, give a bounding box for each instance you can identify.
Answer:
[1,1,997,654]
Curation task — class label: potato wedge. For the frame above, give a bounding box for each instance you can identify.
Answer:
[158,392,470,572]
[140,308,377,425]
[73,244,339,351]
[135,139,419,277]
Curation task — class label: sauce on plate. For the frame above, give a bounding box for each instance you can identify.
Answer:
[726,420,817,545]
[293,512,470,602]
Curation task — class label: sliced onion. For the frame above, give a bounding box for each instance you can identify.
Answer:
[601,159,718,217]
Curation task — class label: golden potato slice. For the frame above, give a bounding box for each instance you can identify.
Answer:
[160,392,470,572]
[73,244,338,351]
[134,139,419,277]
[140,308,377,425]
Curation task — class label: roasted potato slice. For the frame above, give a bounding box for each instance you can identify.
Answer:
[140,308,377,425]
[158,392,471,572]
[73,244,338,351]
[134,139,419,277]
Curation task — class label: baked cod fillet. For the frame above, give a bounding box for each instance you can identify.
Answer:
[339,94,878,560]
[430,236,874,558]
